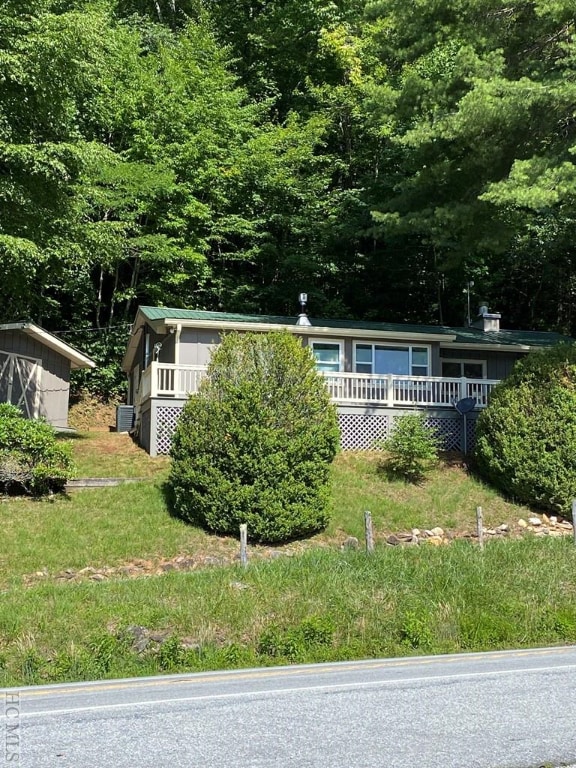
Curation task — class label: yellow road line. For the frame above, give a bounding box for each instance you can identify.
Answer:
[9,646,574,699]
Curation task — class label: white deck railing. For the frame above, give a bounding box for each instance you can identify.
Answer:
[139,362,207,400]
[137,363,498,408]
[322,372,498,408]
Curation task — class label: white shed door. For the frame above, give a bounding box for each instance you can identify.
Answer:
[0,351,41,418]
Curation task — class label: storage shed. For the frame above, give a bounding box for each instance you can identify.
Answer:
[0,323,96,428]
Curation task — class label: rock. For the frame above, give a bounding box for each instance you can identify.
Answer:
[133,637,149,653]
[497,523,509,533]
[230,581,250,590]
[411,528,421,537]
[558,521,574,530]
[486,529,497,535]
[90,573,106,581]
[542,514,551,525]
[518,519,528,528]
[125,625,148,643]
[429,527,445,537]
[342,536,359,550]
[549,530,563,538]
[386,534,400,546]
[427,536,443,546]
[550,516,558,525]
[203,556,223,566]
[160,563,176,572]
[528,516,542,526]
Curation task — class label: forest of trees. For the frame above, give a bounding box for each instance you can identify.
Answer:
[1,1,575,394]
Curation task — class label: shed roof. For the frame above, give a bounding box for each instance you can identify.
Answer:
[0,323,96,369]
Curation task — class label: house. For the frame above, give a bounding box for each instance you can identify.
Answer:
[0,322,96,428]
[122,305,571,456]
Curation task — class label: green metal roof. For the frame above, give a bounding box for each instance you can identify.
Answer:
[138,306,572,348]
[138,306,455,337]
[448,326,572,347]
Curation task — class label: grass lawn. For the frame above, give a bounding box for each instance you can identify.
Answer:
[1,430,574,686]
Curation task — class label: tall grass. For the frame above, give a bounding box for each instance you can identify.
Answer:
[2,538,576,686]
[0,439,565,686]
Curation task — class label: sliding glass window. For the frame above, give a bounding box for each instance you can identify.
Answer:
[354,344,429,376]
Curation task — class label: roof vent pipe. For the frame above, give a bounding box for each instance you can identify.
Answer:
[296,292,312,327]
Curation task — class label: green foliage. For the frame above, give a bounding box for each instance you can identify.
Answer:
[474,344,576,516]
[169,331,340,543]
[257,615,335,661]
[0,405,74,494]
[399,610,433,650]
[380,414,439,483]
[2,0,576,373]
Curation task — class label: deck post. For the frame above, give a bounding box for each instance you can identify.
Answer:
[149,361,158,398]
[386,374,394,407]
[460,376,467,401]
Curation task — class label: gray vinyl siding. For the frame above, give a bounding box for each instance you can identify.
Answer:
[439,348,523,379]
[179,329,221,366]
[0,329,71,427]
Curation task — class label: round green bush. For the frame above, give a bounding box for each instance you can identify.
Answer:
[474,343,576,516]
[168,331,340,543]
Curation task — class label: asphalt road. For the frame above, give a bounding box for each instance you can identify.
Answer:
[3,646,576,768]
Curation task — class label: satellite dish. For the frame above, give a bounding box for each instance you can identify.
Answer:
[454,397,476,415]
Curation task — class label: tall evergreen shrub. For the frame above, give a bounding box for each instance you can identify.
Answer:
[168,332,340,543]
[474,344,576,516]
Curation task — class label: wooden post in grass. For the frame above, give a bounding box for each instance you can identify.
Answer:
[476,506,484,550]
[572,501,576,547]
[365,511,374,554]
[240,523,248,567]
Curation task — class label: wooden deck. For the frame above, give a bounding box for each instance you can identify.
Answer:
[138,362,498,409]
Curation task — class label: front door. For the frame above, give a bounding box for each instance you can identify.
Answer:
[0,351,41,418]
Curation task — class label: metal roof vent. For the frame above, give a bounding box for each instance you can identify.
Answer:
[296,292,312,327]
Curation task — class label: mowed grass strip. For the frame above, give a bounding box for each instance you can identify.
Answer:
[63,431,170,479]
[0,446,536,585]
[1,538,576,686]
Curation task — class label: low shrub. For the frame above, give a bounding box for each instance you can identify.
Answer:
[380,413,439,483]
[0,404,74,494]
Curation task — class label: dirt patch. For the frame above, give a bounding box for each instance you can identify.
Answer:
[69,392,119,432]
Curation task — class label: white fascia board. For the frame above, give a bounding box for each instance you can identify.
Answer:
[440,341,530,352]
[162,319,454,344]
[121,326,143,372]
[0,323,96,369]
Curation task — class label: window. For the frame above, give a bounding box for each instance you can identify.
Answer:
[310,340,342,373]
[441,360,486,379]
[354,344,429,376]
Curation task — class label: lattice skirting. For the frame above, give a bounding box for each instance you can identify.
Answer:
[338,412,478,452]
[155,406,184,455]
[148,404,478,455]
[338,413,390,450]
